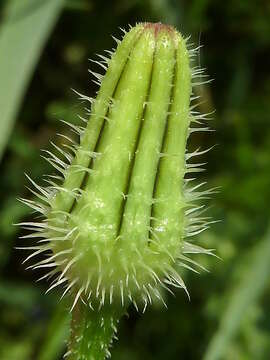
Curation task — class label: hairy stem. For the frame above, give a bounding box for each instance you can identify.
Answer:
[67,301,125,360]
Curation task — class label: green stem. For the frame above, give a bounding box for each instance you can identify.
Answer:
[67,301,125,360]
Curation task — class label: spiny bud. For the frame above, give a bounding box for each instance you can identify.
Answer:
[19,22,215,311]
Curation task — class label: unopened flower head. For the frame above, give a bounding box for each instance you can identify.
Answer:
[19,22,215,311]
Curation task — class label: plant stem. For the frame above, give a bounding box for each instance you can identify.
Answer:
[67,300,125,360]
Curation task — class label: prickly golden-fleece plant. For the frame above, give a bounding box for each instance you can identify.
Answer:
[19,22,216,359]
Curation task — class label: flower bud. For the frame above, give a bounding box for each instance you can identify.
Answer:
[20,22,214,311]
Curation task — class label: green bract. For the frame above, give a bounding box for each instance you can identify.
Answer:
[20,23,214,312]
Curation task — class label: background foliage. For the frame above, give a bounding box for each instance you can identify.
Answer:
[0,0,270,359]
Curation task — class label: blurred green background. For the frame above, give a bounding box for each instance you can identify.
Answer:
[0,0,270,359]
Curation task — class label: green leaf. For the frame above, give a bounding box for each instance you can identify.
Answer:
[38,303,70,360]
[204,227,270,360]
[0,0,64,160]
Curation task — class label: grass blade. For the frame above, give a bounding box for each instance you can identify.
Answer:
[204,227,270,360]
[0,0,64,160]
[38,302,70,360]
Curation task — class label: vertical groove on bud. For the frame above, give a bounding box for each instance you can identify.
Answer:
[50,25,144,214]
[116,32,156,239]
[119,28,176,251]
[152,33,191,260]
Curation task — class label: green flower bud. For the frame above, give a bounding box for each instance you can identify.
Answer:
[20,22,215,313]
